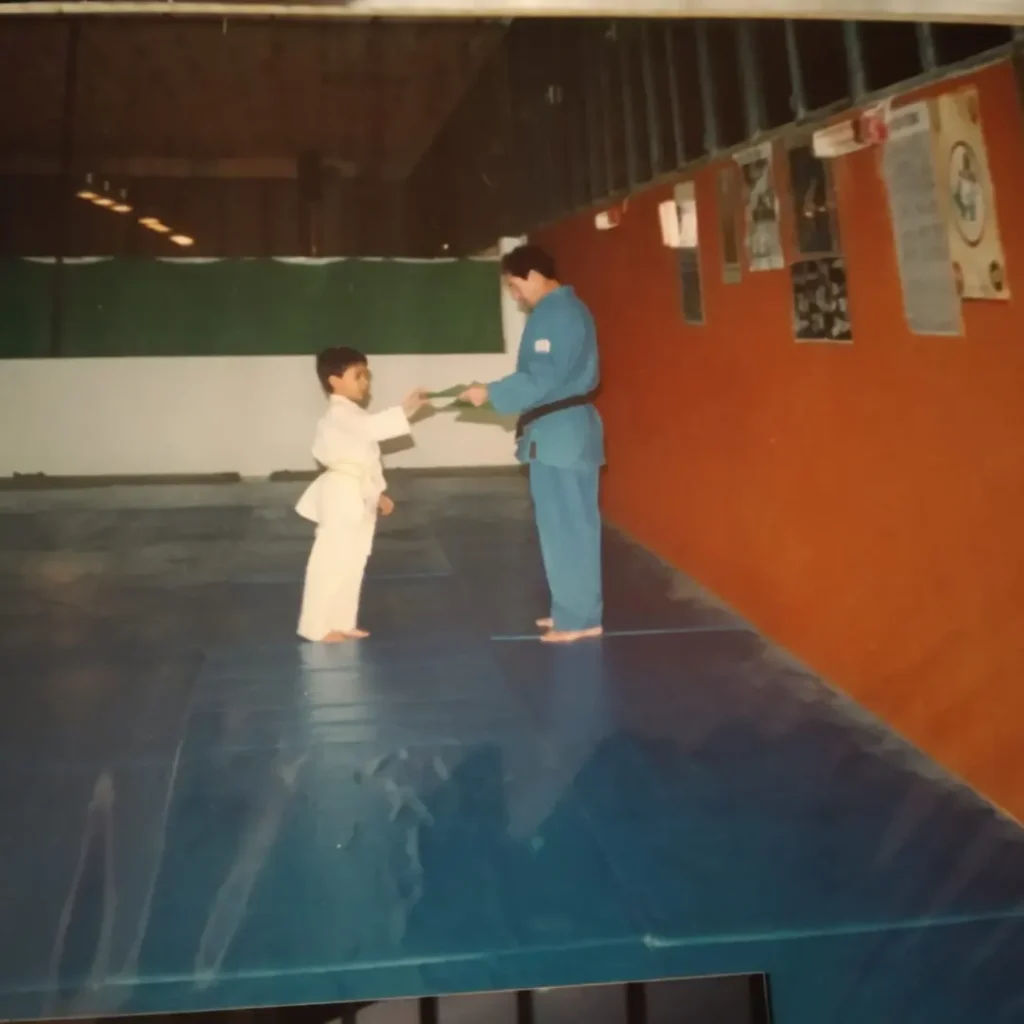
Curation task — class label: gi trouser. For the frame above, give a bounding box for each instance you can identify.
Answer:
[529,461,603,632]
[296,471,377,641]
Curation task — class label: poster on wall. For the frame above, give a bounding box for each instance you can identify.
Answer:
[1016,46,1024,116]
[881,101,962,336]
[734,142,785,272]
[679,249,703,324]
[787,142,841,256]
[791,257,852,343]
[932,86,1009,301]
[674,181,704,324]
[716,165,743,284]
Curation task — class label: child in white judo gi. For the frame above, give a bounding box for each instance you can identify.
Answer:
[296,346,427,643]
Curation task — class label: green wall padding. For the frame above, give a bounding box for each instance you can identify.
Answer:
[0,260,53,358]
[0,258,504,358]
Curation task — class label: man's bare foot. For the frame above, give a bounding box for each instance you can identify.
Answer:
[346,628,370,639]
[540,626,603,644]
[536,617,553,630]
[321,631,349,643]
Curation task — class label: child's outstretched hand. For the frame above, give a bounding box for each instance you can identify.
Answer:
[378,494,395,516]
[402,388,429,417]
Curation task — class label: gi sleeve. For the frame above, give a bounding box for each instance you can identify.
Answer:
[487,309,583,416]
[360,405,411,443]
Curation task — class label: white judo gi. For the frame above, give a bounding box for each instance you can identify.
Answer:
[295,395,411,641]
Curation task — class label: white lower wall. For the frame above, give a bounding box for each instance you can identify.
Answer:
[0,238,527,479]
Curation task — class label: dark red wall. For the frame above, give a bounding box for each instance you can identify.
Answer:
[538,60,1024,820]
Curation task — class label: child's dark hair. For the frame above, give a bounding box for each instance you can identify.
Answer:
[316,346,367,394]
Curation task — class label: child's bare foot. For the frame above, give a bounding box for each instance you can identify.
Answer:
[321,631,349,643]
[346,628,370,639]
[536,618,553,630]
[540,626,603,644]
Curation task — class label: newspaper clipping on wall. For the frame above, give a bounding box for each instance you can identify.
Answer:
[881,101,962,336]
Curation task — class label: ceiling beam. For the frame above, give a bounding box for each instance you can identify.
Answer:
[0,1,1018,26]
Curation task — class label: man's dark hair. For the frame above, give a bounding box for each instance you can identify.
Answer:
[500,244,558,282]
[316,346,367,394]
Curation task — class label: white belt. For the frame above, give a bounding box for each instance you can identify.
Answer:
[325,461,369,480]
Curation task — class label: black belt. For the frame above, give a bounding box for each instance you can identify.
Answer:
[515,390,599,440]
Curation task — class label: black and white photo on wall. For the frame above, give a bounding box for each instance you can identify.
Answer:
[787,142,841,257]
[734,142,785,271]
[791,256,852,342]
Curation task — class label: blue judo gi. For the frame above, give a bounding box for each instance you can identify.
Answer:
[488,286,604,632]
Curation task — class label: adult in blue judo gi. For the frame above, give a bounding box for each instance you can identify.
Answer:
[461,244,604,644]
